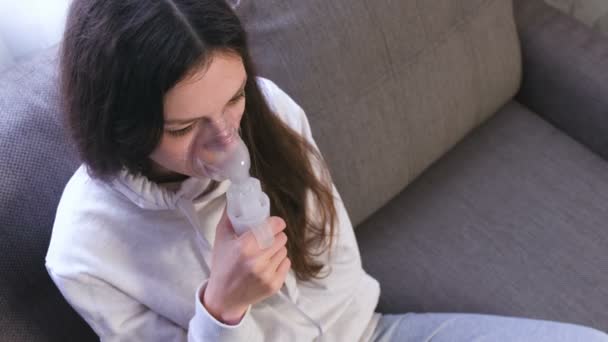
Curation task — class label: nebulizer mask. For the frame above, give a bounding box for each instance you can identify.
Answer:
[189,116,274,249]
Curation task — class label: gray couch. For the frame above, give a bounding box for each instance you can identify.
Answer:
[1,0,607,340]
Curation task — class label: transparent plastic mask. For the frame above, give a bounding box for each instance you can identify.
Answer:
[189,118,273,248]
[189,116,249,184]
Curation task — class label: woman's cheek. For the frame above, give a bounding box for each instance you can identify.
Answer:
[178,135,196,173]
[149,135,168,164]
[160,136,189,172]
[232,102,246,127]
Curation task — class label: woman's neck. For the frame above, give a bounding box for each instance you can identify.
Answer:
[146,161,220,198]
[147,162,189,184]
[149,172,189,184]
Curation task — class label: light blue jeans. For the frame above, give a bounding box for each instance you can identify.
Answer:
[371,312,608,342]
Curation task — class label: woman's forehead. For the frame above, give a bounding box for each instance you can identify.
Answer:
[163,54,246,122]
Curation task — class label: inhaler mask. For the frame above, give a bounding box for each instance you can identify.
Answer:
[190,123,248,183]
[190,119,273,249]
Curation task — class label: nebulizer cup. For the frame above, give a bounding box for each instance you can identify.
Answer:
[190,122,274,249]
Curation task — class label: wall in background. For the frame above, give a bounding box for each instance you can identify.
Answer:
[1,0,607,72]
[545,0,608,34]
[0,0,71,71]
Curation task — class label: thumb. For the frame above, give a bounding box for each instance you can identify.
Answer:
[215,205,236,243]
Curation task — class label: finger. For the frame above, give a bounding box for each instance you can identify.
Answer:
[267,246,288,272]
[268,257,291,294]
[276,257,291,279]
[267,216,287,236]
[260,231,287,259]
[237,217,286,250]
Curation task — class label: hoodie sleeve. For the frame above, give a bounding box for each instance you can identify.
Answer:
[46,268,260,341]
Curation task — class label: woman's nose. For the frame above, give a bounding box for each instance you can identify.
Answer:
[206,113,230,135]
[197,114,234,146]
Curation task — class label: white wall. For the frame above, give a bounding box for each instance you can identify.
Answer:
[0,0,71,71]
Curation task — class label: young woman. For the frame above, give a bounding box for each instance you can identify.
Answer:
[46,0,608,341]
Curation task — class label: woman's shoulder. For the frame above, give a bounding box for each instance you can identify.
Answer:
[256,77,321,155]
[54,165,132,219]
[46,167,119,271]
[256,77,309,136]
[47,167,135,258]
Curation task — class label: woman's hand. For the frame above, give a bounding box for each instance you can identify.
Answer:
[202,206,291,324]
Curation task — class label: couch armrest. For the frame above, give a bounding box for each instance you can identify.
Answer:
[514,0,608,161]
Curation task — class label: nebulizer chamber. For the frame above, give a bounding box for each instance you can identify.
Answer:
[190,120,274,249]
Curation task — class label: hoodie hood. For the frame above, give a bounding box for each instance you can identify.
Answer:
[109,168,234,274]
[111,168,230,211]
[108,167,305,301]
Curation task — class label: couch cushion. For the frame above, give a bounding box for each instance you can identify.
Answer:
[0,47,96,340]
[237,0,522,226]
[356,101,608,332]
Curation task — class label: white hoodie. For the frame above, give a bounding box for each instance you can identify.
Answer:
[45,77,381,342]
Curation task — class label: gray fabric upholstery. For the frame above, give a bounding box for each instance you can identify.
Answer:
[237,0,522,226]
[514,0,608,161]
[356,101,608,333]
[0,47,96,341]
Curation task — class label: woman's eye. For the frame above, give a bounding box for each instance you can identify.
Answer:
[167,124,195,137]
[229,90,246,104]
[166,92,244,138]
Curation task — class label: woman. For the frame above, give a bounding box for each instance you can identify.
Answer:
[46,0,608,341]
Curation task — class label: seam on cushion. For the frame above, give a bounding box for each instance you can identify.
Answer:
[395,0,501,78]
[361,0,397,81]
[459,3,484,128]
[399,0,514,141]
[320,0,502,113]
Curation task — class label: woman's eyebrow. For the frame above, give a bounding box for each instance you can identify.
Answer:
[165,78,247,125]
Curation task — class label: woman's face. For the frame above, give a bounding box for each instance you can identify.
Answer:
[150,52,247,180]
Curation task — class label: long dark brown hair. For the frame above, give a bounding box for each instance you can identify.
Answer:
[60,0,337,281]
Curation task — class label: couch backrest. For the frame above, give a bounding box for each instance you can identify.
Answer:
[237,0,522,226]
[0,47,96,340]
